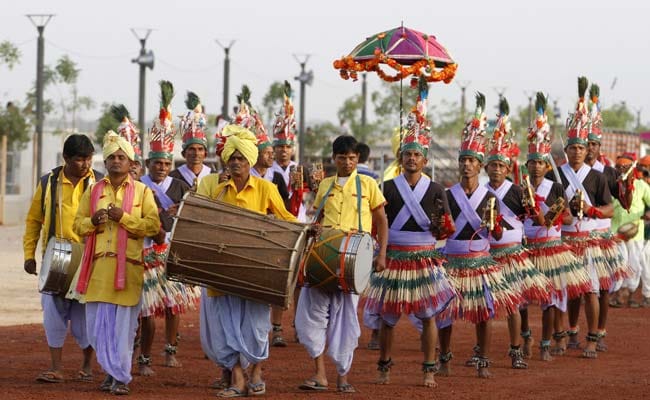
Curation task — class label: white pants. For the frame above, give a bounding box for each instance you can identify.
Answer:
[613,240,645,294]
[41,294,88,349]
[295,287,359,376]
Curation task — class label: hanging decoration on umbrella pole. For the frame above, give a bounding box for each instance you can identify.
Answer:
[333,24,457,85]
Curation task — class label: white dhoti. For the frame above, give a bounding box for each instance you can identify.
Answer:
[616,240,644,293]
[42,294,89,349]
[295,287,360,376]
[200,294,271,370]
[85,300,140,384]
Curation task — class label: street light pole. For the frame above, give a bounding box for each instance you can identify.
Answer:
[456,80,470,122]
[216,40,235,119]
[293,54,311,165]
[131,29,153,156]
[524,90,535,126]
[361,73,367,127]
[26,14,54,179]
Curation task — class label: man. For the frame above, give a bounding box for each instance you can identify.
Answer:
[364,82,458,388]
[73,131,160,395]
[610,154,650,307]
[482,98,552,369]
[559,77,614,359]
[582,84,629,352]
[136,88,199,376]
[296,135,388,393]
[169,91,212,189]
[356,142,380,180]
[270,81,308,222]
[23,134,102,384]
[198,125,298,398]
[523,93,591,361]
[438,93,520,379]
[246,99,292,348]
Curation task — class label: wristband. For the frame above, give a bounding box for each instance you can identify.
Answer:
[586,206,604,219]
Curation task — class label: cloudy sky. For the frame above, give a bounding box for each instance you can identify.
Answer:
[2,0,649,131]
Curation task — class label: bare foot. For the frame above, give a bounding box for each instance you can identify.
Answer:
[376,370,390,385]
[523,336,533,359]
[138,364,155,376]
[437,362,451,377]
[477,366,491,379]
[164,353,182,368]
[551,337,566,356]
[540,348,553,362]
[423,371,438,388]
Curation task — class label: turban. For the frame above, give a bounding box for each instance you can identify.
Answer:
[616,152,636,167]
[639,155,650,167]
[103,130,135,161]
[221,124,258,166]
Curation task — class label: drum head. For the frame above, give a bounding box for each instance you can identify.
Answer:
[349,233,374,293]
[38,239,58,292]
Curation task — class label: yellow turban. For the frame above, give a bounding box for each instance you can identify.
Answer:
[103,130,135,161]
[382,127,403,181]
[221,124,258,166]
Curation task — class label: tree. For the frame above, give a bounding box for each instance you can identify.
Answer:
[54,55,94,131]
[0,41,21,70]
[371,82,418,134]
[94,103,119,145]
[0,102,30,149]
[602,101,635,131]
[304,122,338,159]
[336,94,379,144]
[261,81,286,126]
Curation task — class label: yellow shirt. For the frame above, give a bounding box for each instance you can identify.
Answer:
[23,167,95,260]
[73,177,160,306]
[313,169,386,233]
[197,174,298,296]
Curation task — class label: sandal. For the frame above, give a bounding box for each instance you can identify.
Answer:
[76,370,94,382]
[299,379,328,391]
[247,381,266,396]
[110,381,130,396]
[609,298,626,308]
[99,375,114,392]
[337,383,356,393]
[36,370,64,383]
[217,386,247,398]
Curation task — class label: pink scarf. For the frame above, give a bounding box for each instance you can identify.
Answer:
[76,176,135,294]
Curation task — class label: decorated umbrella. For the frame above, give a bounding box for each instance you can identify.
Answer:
[333,25,457,84]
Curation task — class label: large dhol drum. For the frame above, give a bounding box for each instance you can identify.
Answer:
[304,229,374,294]
[167,192,310,309]
[39,238,84,297]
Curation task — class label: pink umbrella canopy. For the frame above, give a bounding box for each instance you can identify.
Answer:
[333,25,457,83]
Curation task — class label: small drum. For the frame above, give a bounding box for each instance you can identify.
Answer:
[167,192,310,309]
[617,222,639,241]
[39,238,84,296]
[304,229,374,294]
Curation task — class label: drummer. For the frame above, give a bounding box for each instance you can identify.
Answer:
[363,80,458,388]
[295,134,388,394]
[169,91,213,190]
[197,124,298,398]
[23,134,102,384]
[73,131,160,395]
[135,88,200,376]
[610,153,650,307]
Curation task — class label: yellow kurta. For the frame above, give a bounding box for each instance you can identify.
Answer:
[312,170,386,233]
[197,174,297,296]
[23,168,96,260]
[73,177,160,306]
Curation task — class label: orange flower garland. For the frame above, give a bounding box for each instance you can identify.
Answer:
[333,48,457,84]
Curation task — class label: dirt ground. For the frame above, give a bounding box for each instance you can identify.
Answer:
[1,302,649,400]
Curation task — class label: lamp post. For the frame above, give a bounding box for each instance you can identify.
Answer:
[131,29,154,156]
[26,14,54,179]
[216,40,235,120]
[293,54,312,165]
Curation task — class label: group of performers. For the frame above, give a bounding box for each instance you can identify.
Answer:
[22,75,647,397]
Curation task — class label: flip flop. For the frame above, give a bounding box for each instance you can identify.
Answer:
[36,370,64,383]
[247,381,266,396]
[76,370,94,382]
[216,386,247,398]
[111,381,130,396]
[299,379,328,391]
[337,383,356,393]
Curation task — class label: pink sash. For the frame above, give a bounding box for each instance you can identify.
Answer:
[76,176,135,294]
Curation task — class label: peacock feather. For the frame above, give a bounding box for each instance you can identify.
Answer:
[577,76,588,98]
[159,80,174,109]
[185,91,200,110]
[110,104,130,122]
[535,92,547,115]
